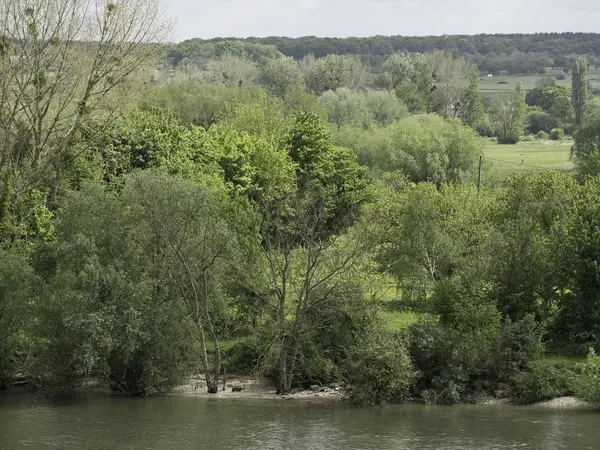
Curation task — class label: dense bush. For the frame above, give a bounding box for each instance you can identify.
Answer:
[510,361,573,404]
[536,130,549,139]
[550,128,565,140]
[409,279,500,404]
[573,348,600,406]
[344,332,416,406]
[333,114,482,183]
[493,315,545,381]
[527,111,558,134]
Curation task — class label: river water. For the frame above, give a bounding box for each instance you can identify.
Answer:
[1,392,598,449]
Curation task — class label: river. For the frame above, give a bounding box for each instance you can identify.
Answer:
[1,392,598,449]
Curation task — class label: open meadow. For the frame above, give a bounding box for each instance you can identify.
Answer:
[484,138,574,177]
[479,68,600,98]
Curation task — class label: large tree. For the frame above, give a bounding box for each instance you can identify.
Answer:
[0,0,171,240]
[490,82,527,144]
[254,112,369,394]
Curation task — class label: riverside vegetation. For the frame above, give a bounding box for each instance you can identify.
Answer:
[2,0,600,408]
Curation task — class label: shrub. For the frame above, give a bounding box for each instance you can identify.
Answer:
[573,348,600,406]
[550,128,565,140]
[555,71,566,81]
[510,361,573,404]
[494,315,545,381]
[344,333,416,406]
[536,130,549,140]
[527,111,558,134]
[407,280,501,404]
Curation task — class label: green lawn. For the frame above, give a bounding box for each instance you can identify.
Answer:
[479,68,600,97]
[384,310,420,331]
[484,138,574,177]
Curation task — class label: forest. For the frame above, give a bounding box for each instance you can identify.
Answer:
[168,33,600,75]
[1,0,600,408]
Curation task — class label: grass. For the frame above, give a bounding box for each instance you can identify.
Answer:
[479,68,600,97]
[484,138,574,177]
[543,354,585,370]
[384,310,420,331]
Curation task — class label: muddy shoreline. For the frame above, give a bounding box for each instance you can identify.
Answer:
[169,376,595,409]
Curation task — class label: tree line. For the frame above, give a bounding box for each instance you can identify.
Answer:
[2,0,600,408]
[167,33,600,74]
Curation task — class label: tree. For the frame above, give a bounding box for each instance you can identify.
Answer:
[302,54,368,95]
[572,57,589,126]
[364,90,409,126]
[571,98,600,178]
[261,56,304,98]
[491,171,577,320]
[0,0,172,221]
[254,112,369,394]
[0,246,36,388]
[318,88,371,129]
[122,171,241,393]
[202,54,260,87]
[380,51,480,119]
[490,83,527,144]
[371,182,493,300]
[336,114,481,183]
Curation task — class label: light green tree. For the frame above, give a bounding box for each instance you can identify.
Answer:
[261,56,305,98]
[490,82,527,144]
[302,54,368,95]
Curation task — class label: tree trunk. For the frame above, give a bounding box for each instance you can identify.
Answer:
[196,317,219,394]
[276,336,289,394]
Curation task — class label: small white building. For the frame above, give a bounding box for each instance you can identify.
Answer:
[487,74,493,78]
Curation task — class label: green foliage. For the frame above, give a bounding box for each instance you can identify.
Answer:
[573,348,600,406]
[491,171,576,320]
[409,279,500,404]
[550,178,600,351]
[494,315,545,381]
[536,130,549,139]
[261,56,304,98]
[141,82,265,128]
[550,128,565,140]
[319,88,408,129]
[527,110,559,134]
[303,54,368,95]
[335,115,482,183]
[490,83,527,144]
[572,98,600,177]
[284,111,369,242]
[344,333,416,406]
[511,361,573,404]
[572,57,589,126]
[526,86,573,122]
[0,247,36,388]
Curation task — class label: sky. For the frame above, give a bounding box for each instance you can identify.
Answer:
[167,0,600,42]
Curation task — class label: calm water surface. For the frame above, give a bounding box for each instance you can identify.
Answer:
[1,392,598,449]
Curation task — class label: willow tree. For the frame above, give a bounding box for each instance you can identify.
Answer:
[0,0,171,240]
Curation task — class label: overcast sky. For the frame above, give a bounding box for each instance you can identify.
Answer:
[167,0,600,41]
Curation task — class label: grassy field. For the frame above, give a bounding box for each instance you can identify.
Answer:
[484,138,574,177]
[479,68,600,98]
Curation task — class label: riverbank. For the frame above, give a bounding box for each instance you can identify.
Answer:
[171,376,344,401]
[170,376,596,409]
